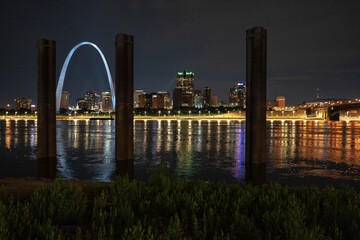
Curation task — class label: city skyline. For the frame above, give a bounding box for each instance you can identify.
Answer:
[0,1,359,107]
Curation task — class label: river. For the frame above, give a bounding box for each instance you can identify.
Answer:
[0,119,359,187]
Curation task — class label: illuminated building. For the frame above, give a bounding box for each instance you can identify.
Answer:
[134,90,145,108]
[15,97,32,110]
[101,92,113,112]
[194,90,203,108]
[277,96,285,109]
[139,94,152,109]
[194,96,203,108]
[60,91,70,109]
[173,71,195,107]
[156,91,170,109]
[77,98,91,110]
[229,83,246,107]
[85,91,101,111]
[203,87,211,108]
[139,92,170,109]
[211,95,218,107]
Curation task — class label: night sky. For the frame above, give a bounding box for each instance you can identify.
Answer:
[0,0,359,107]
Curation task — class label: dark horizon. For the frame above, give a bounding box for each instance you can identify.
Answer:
[0,0,359,107]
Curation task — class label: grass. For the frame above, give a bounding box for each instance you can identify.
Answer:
[0,168,360,239]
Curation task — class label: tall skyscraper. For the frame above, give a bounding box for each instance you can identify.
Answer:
[85,91,101,111]
[203,87,211,108]
[60,91,70,109]
[134,90,145,108]
[229,83,246,107]
[101,92,113,112]
[173,71,195,107]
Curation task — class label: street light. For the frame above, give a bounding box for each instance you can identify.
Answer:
[189,110,191,117]
[144,110,147,116]
[199,110,201,116]
[178,110,180,116]
[6,111,8,117]
[208,110,210,117]
[168,110,170,116]
[35,111,37,116]
[282,110,284,117]
[15,111,17,117]
[158,110,161,117]
[271,111,273,117]
[293,110,295,117]
[25,112,27,118]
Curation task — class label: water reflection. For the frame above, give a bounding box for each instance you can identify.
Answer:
[267,120,360,181]
[0,119,360,184]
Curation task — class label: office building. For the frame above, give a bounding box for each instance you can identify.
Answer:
[156,91,170,109]
[203,87,211,108]
[229,83,246,107]
[211,95,218,107]
[277,96,286,109]
[194,95,204,108]
[139,94,152,109]
[85,91,101,111]
[101,92,113,112]
[193,90,203,108]
[134,90,145,108]
[60,91,70,109]
[173,71,195,107]
[139,92,170,109]
[77,99,91,110]
[15,97,32,110]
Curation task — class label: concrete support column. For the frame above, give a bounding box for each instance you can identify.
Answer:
[245,27,267,184]
[37,38,56,178]
[115,33,134,178]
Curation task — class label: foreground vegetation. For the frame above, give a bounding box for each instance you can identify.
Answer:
[0,169,359,239]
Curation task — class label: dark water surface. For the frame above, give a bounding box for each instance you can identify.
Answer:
[0,119,359,187]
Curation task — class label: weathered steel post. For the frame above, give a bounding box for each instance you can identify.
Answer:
[37,38,56,178]
[115,33,134,178]
[245,27,267,184]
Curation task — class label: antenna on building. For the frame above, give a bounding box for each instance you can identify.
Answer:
[316,88,319,99]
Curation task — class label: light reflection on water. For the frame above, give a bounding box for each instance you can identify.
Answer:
[0,120,359,185]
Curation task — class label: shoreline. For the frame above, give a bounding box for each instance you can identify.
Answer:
[1,116,360,122]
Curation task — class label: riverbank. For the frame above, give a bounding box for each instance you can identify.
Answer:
[1,168,359,239]
[2,115,360,122]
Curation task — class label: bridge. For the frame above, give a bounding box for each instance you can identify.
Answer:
[326,103,360,121]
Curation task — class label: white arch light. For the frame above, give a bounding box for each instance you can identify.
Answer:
[56,42,115,112]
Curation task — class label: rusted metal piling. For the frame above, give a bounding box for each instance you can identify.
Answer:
[115,33,134,178]
[37,38,56,178]
[245,27,267,184]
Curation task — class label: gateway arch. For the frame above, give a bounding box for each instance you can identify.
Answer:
[56,42,115,112]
